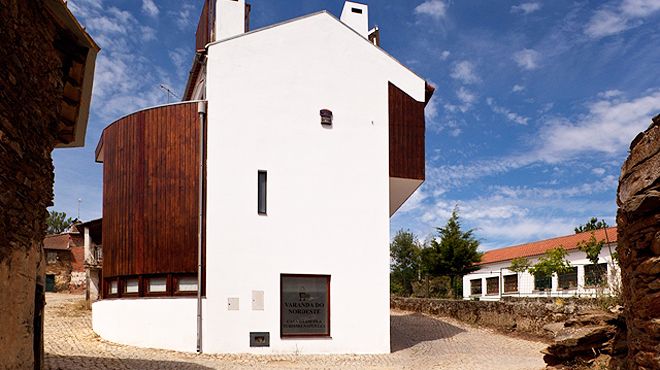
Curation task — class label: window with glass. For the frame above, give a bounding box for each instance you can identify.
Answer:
[175,275,198,295]
[124,278,139,295]
[258,170,267,215]
[106,279,118,297]
[470,279,482,296]
[558,267,578,290]
[280,274,330,337]
[145,276,168,295]
[486,277,499,295]
[503,274,518,293]
[534,273,552,291]
[585,263,608,287]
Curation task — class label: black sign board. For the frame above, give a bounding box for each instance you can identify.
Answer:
[280,274,330,337]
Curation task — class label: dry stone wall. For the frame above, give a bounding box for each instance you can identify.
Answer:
[617,114,660,370]
[0,0,67,368]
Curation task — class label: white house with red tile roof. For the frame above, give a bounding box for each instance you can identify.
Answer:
[463,227,619,300]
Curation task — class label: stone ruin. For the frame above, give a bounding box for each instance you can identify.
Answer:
[616,113,660,369]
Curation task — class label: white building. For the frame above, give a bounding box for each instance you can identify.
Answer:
[463,227,619,301]
[92,1,434,355]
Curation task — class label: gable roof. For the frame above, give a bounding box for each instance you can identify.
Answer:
[479,227,617,265]
[43,234,71,250]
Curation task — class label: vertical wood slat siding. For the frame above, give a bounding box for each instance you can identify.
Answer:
[102,102,201,278]
[388,82,426,181]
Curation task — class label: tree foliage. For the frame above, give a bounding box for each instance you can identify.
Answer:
[528,246,572,277]
[509,257,531,273]
[574,217,608,234]
[46,211,74,234]
[577,232,605,265]
[390,230,421,296]
[423,209,482,298]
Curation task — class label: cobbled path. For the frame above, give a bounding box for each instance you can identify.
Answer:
[45,293,546,369]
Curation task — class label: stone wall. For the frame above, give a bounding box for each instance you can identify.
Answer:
[617,114,660,369]
[391,296,600,338]
[0,0,68,368]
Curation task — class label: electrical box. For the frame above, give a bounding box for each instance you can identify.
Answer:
[252,290,264,310]
[228,297,239,310]
[250,332,270,347]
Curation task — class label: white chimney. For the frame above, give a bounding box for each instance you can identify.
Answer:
[216,0,248,40]
[340,1,369,38]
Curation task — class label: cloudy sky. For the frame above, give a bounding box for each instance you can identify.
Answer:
[55,0,660,251]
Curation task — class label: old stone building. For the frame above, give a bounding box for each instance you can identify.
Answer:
[617,113,660,369]
[43,228,85,292]
[0,1,98,369]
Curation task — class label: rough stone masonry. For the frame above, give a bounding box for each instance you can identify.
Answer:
[0,1,68,368]
[617,113,660,370]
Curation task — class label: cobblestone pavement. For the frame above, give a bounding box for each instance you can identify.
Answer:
[45,293,546,370]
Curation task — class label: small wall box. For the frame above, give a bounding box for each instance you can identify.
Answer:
[320,109,333,126]
[250,332,270,347]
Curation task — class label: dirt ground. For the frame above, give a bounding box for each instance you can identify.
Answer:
[45,293,546,369]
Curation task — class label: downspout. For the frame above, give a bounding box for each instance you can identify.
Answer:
[197,101,207,354]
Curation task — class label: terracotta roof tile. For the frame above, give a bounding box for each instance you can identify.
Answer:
[43,234,71,250]
[479,227,617,265]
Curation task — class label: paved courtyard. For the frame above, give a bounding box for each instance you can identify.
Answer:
[45,293,546,369]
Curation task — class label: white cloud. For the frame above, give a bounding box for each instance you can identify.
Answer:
[598,89,623,98]
[486,98,529,125]
[440,50,451,60]
[511,2,542,14]
[585,0,660,38]
[415,0,448,19]
[535,90,660,163]
[513,49,541,70]
[168,47,189,77]
[170,2,198,31]
[141,26,157,42]
[512,84,525,93]
[451,61,479,84]
[142,0,159,17]
[592,167,607,176]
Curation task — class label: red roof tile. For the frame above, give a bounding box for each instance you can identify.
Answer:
[479,227,617,265]
[43,234,71,250]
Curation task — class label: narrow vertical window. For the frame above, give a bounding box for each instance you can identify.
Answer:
[258,171,267,215]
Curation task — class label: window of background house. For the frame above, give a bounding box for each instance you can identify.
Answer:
[558,267,578,290]
[585,263,608,287]
[486,277,499,295]
[470,279,482,295]
[47,252,57,264]
[534,273,551,291]
[503,274,518,293]
[258,170,267,215]
[281,274,330,337]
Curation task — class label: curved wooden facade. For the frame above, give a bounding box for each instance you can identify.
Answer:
[97,102,203,294]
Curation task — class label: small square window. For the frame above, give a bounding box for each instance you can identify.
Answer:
[124,278,139,294]
[147,277,167,294]
[176,276,198,293]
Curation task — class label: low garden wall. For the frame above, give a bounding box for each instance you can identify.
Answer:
[391,296,603,339]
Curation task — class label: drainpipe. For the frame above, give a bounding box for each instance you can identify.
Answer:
[197,101,206,354]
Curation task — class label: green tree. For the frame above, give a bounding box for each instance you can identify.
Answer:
[46,211,74,234]
[424,209,482,299]
[390,230,421,296]
[574,217,608,234]
[528,246,572,281]
[509,257,531,273]
[577,232,604,265]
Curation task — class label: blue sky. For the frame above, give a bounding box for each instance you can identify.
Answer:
[54,0,660,251]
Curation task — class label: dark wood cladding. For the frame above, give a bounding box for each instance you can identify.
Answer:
[389,82,425,180]
[195,0,213,52]
[101,102,201,278]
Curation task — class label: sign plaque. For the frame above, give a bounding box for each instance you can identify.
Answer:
[280,274,330,337]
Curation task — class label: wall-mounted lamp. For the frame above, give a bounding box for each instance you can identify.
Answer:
[320,109,333,126]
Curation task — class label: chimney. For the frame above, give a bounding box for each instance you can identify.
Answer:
[340,1,369,38]
[216,0,250,40]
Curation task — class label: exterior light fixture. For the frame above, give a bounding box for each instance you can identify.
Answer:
[320,109,333,126]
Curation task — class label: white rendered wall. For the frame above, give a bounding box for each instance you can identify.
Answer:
[203,12,426,354]
[462,245,620,300]
[92,298,201,352]
[216,0,246,40]
[340,2,369,38]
